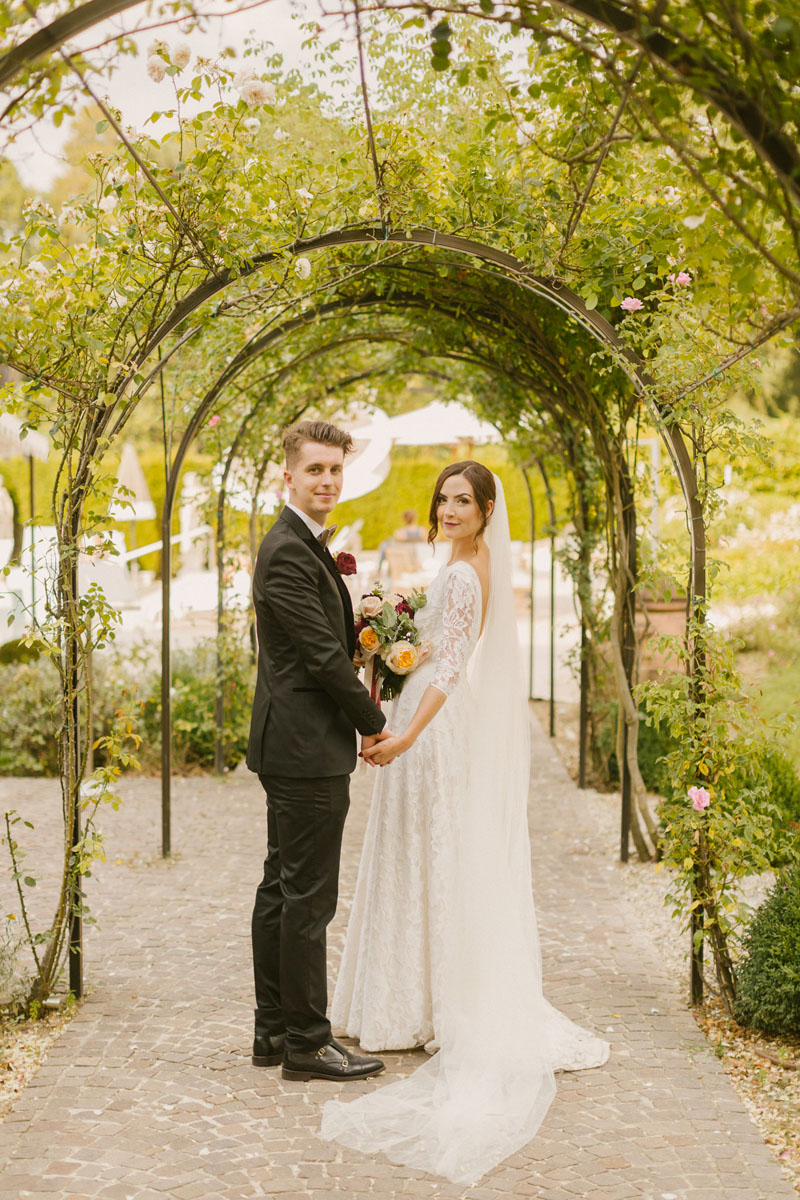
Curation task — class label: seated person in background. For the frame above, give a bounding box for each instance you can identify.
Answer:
[392,509,425,543]
[377,510,425,575]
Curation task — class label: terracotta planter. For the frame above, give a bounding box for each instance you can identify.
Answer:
[635,592,687,681]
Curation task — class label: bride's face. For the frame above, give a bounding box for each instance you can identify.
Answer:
[436,474,492,544]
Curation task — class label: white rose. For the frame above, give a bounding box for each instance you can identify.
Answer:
[147,39,167,57]
[273,127,290,143]
[239,79,270,108]
[383,641,419,676]
[294,257,311,280]
[359,595,383,619]
[383,592,403,608]
[172,42,191,69]
[244,117,261,134]
[147,55,166,83]
[296,187,314,206]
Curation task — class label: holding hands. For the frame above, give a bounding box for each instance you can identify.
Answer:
[360,728,407,767]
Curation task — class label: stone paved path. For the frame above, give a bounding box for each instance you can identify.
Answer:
[0,717,794,1200]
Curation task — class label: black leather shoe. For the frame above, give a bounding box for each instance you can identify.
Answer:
[252,1033,286,1067]
[282,1038,385,1081]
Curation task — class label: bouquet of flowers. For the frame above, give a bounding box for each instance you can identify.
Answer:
[355,582,429,702]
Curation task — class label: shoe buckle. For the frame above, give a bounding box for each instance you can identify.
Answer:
[316,1047,327,1059]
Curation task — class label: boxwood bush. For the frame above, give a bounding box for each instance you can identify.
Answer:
[734,866,800,1035]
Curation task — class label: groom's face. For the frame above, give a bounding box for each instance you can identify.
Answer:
[284,440,344,524]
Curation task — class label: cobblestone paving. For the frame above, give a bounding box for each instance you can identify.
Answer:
[0,717,794,1200]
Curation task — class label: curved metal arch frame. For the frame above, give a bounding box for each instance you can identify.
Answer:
[145,224,704,880]
[144,223,703,580]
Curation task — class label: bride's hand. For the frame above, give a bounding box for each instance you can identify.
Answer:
[362,733,408,766]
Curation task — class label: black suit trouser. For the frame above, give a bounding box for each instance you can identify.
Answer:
[252,772,350,1055]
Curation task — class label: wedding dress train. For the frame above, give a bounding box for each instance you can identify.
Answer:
[321,481,609,1184]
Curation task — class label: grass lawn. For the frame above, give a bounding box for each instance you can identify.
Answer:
[739,643,800,772]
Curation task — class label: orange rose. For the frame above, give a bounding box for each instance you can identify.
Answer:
[359,626,380,657]
[384,640,419,675]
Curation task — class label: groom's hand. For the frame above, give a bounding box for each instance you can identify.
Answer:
[360,729,393,765]
[361,731,406,767]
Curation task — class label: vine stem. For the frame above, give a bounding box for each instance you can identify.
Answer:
[3,811,44,981]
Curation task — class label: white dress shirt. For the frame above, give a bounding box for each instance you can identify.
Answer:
[286,502,326,540]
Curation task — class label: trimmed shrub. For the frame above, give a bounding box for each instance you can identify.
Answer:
[734,867,800,1035]
[0,659,60,775]
[139,636,254,772]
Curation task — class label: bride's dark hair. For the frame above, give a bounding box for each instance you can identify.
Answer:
[427,461,496,547]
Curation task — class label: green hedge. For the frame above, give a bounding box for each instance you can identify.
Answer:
[734,866,800,1035]
[0,636,254,776]
[331,445,569,549]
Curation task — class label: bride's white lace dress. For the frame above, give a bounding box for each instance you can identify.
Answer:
[331,559,483,1053]
[322,484,609,1185]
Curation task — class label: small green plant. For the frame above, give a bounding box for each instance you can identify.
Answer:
[639,616,792,1013]
[734,866,800,1035]
[140,636,254,772]
[0,659,61,775]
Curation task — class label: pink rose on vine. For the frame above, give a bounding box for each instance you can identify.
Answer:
[668,271,692,285]
[620,297,644,312]
[208,414,220,428]
[688,785,711,811]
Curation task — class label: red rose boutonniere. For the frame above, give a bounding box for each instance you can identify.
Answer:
[335,551,357,576]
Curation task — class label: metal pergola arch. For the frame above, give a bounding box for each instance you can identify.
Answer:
[61,224,708,997]
[138,236,702,829]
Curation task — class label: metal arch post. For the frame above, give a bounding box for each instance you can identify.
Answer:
[520,466,536,701]
[536,458,557,738]
[160,494,172,858]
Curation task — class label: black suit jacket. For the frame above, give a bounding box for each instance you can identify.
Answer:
[246,506,386,777]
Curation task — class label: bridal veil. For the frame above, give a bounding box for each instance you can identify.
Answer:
[320,477,571,1184]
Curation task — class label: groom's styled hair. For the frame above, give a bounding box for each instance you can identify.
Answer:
[281,420,354,468]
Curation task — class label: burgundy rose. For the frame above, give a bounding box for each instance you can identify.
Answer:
[335,551,357,576]
[395,598,414,618]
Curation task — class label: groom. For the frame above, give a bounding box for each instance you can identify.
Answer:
[247,419,390,1081]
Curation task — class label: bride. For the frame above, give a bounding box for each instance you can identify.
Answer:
[320,461,609,1185]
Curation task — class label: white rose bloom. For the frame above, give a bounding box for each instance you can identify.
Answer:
[239,79,270,108]
[273,127,290,143]
[383,592,404,608]
[294,257,312,280]
[147,39,167,57]
[233,67,256,89]
[147,55,166,83]
[244,117,261,134]
[172,42,191,69]
[296,187,314,206]
[359,595,383,619]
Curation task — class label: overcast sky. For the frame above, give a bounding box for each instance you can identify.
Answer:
[4,0,358,190]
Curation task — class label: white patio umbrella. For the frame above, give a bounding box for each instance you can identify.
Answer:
[0,414,50,623]
[386,400,501,446]
[108,442,156,523]
[0,413,50,462]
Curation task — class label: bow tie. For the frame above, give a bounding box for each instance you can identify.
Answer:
[317,525,337,550]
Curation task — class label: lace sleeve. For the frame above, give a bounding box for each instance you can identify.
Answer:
[431,565,482,697]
